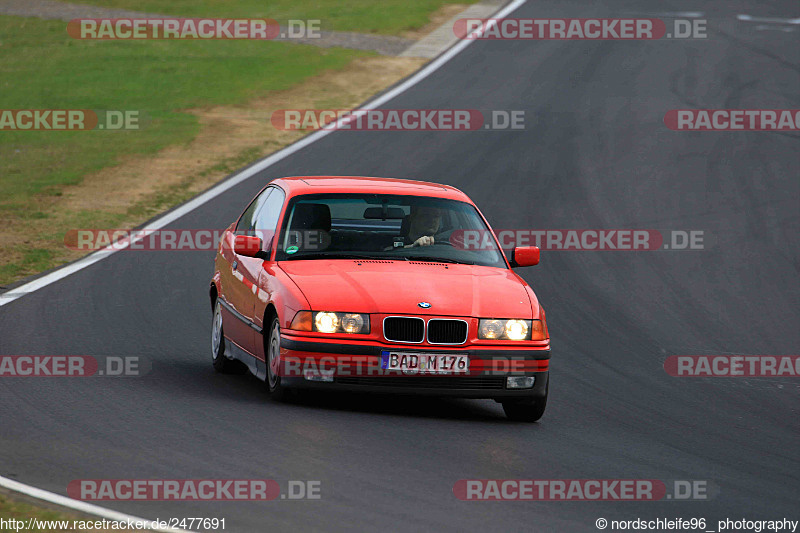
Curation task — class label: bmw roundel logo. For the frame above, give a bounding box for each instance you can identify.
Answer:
[418,302,432,309]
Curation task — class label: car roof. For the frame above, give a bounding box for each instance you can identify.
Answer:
[269,176,472,203]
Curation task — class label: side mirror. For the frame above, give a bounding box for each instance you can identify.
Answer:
[234,235,264,258]
[511,246,539,267]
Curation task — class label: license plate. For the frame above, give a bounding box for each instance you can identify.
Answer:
[381,351,469,375]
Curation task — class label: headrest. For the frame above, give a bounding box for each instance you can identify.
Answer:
[291,203,331,232]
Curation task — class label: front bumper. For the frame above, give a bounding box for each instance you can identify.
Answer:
[279,336,550,399]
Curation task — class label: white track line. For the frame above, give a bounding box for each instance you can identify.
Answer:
[0,0,527,524]
[0,0,526,309]
[0,475,193,532]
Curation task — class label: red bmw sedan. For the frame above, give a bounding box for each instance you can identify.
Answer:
[209,176,550,421]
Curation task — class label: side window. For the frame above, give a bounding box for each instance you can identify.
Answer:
[254,187,286,242]
[235,188,273,234]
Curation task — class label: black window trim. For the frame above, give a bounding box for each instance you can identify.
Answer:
[273,192,509,268]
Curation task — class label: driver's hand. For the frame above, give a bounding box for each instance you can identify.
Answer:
[410,235,435,247]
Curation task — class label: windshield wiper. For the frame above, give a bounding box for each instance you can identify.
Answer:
[284,252,404,261]
[283,252,472,265]
[409,256,474,265]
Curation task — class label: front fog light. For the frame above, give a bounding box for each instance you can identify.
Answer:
[304,370,334,382]
[314,312,339,333]
[506,376,535,389]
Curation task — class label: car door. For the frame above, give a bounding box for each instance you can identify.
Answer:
[218,187,274,356]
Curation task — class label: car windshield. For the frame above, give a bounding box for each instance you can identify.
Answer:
[274,193,506,268]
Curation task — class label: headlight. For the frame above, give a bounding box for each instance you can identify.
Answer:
[315,312,339,333]
[505,319,529,340]
[312,311,369,334]
[479,319,545,341]
[341,313,365,333]
[478,319,505,339]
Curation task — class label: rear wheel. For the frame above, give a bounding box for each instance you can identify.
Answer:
[211,300,245,374]
[266,316,290,400]
[502,380,548,422]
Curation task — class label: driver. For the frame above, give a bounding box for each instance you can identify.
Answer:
[404,206,443,247]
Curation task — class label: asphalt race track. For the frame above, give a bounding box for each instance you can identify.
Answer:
[1,0,798,531]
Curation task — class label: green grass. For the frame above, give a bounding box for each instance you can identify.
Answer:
[0,0,472,284]
[0,248,55,283]
[0,14,372,285]
[0,15,367,213]
[0,493,82,531]
[69,0,477,35]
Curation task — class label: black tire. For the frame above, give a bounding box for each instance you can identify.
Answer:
[211,300,245,374]
[265,316,291,401]
[502,380,548,422]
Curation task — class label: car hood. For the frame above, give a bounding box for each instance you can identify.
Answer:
[278,260,536,318]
